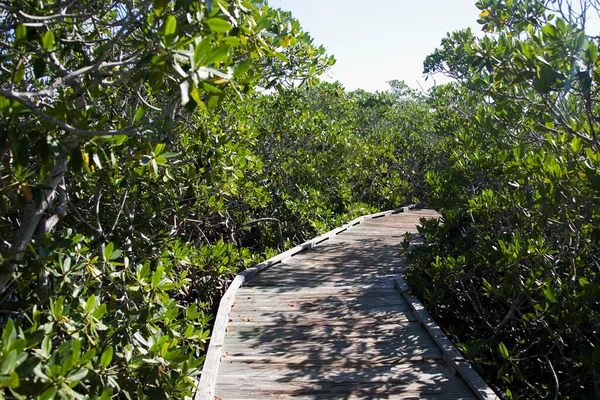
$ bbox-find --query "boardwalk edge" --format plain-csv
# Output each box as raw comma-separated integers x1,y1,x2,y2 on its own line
394,273,500,400
192,206,425,400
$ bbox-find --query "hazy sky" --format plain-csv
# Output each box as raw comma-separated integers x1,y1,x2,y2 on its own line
267,0,483,93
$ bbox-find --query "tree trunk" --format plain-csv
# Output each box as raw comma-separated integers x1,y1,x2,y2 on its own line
0,139,78,295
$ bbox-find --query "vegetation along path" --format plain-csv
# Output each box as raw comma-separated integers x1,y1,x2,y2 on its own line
196,208,498,399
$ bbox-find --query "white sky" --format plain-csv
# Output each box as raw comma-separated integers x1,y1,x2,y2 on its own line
267,0,483,93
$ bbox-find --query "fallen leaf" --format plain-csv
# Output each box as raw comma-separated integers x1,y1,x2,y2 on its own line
242,316,250,321
222,352,228,357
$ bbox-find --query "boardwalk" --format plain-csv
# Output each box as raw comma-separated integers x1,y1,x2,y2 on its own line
197,209,496,399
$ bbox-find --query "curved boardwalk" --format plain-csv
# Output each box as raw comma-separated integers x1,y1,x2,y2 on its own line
198,209,495,399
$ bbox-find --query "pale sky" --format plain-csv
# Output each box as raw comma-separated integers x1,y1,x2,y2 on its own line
267,0,484,93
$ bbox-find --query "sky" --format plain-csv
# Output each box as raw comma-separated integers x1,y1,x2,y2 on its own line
267,0,484,93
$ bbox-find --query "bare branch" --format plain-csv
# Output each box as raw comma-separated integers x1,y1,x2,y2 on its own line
0,89,141,137
17,10,94,21
109,189,129,235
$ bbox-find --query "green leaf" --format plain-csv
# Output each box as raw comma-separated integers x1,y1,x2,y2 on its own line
72,340,81,362
163,15,177,45
41,335,52,358
1,350,17,374
203,82,222,94
79,349,96,364
588,41,599,64
100,346,113,368
99,388,113,400
65,367,88,383
203,44,231,66
274,52,288,62
520,42,536,60
12,60,25,84
52,296,64,320
233,59,252,78
222,37,241,46
0,371,19,388
205,18,232,33
151,267,164,289
109,249,122,261
85,294,96,313
15,24,26,43
194,37,212,66
135,106,145,123
154,0,168,16
498,342,509,359
41,30,55,51
571,137,583,153
2,319,15,346
544,285,556,302
104,242,114,261
39,387,57,400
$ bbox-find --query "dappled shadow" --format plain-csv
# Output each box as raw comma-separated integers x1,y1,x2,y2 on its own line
215,215,474,399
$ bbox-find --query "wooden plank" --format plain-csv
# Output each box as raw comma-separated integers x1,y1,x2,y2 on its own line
227,308,415,324
217,352,444,365
221,344,442,360
225,323,432,341
232,299,409,312
215,371,476,399
244,276,399,287
236,285,398,295
215,361,459,382
227,315,418,328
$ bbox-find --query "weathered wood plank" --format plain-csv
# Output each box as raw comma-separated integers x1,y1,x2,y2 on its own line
196,208,497,400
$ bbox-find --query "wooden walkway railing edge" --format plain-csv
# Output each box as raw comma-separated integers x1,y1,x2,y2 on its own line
192,205,422,400
394,273,499,400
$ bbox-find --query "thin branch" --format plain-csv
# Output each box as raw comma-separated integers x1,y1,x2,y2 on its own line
109,189,128,235
494,292,526,336
136,89,163,111
17,10,94,21
68,198,103,237
0,89,140,137
94,190,103,234
545,355,560,400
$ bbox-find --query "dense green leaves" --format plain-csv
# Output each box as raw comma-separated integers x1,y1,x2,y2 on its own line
409,0,600,398
0,0,338,398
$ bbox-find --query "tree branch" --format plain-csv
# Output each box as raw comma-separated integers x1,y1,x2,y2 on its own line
0,89,141,137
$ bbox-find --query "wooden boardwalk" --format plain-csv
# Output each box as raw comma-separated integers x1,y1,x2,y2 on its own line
196,208,497,399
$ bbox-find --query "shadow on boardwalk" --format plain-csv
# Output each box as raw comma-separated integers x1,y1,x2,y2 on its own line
218,230,473,399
